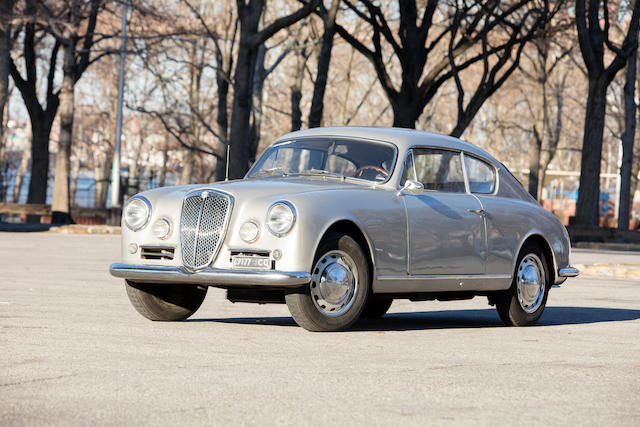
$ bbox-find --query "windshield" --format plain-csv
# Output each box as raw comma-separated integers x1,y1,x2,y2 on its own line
248,139,397,183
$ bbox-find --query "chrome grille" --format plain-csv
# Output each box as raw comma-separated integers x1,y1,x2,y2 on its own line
180,189,232,270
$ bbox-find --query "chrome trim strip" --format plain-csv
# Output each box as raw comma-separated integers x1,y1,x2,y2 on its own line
377,274,511,281
558,267,579,278
109,263,311,287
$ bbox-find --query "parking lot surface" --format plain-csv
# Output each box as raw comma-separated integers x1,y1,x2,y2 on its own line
1,233,639,426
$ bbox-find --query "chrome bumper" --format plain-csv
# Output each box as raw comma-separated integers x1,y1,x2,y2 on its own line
558,267,579,278
555,266,579,284
109,263,311,287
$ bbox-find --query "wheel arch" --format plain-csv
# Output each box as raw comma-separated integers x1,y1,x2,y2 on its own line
319,219,375,283
518,233,557,285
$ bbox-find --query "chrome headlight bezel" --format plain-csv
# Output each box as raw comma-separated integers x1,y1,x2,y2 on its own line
266,201,296,237
123,195,152,231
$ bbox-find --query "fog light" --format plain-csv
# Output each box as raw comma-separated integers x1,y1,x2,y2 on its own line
151,218,171,239
272,249,282,260
239,221,259,243
127,243,138,254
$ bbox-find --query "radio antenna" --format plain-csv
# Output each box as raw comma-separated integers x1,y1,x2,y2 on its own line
225,142,230,181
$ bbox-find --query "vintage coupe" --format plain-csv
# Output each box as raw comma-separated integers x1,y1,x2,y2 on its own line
110,127,578,331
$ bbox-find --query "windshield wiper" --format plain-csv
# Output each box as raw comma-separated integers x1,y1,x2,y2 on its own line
294,169,345,179
251,168,287,178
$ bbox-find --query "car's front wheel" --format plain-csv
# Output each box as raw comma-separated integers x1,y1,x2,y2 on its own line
285,233,369,331
125,280,207,321
495,243,550,326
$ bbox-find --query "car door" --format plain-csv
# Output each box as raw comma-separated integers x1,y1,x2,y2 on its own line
463,154,527,277
401,148,486,276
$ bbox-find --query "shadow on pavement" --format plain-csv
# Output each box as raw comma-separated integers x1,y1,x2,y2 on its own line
186,306,640,331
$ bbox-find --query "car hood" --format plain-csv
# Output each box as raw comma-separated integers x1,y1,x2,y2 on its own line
139,176,381,203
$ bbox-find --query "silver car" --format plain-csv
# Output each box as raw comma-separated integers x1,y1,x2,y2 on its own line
110,127,578,331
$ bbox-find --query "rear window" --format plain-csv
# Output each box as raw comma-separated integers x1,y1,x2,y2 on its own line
464,155,496,194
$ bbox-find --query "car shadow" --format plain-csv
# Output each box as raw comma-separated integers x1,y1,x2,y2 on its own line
186,306,640,331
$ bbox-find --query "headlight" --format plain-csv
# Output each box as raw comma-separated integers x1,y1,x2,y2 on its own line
123,196,151,231
266,201,296,237
239,221,260,243
151,218,171,239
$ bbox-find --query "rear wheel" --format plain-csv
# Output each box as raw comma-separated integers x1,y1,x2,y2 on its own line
125,280,207,321
495,243,550,326
285,233,369,332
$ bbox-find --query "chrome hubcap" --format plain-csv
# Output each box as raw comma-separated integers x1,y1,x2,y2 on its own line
516,254,545,313
310,250,358,316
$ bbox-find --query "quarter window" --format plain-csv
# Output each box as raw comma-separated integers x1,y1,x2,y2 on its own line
464,155,496,194
404,148,466,193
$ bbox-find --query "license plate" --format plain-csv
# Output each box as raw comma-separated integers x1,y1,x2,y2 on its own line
232,255,271,269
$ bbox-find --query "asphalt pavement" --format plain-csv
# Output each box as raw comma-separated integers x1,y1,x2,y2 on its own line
1,233,639,426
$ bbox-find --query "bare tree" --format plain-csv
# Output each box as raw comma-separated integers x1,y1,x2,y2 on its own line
9,0,112,220
334,0,553,134
518,31,572,200
227,0,321,179
574,0,640,227
308,0,340,128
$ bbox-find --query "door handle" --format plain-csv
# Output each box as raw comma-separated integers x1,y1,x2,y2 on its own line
468,208,485,215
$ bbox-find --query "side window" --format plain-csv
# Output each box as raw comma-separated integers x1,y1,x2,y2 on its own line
411,148,465,193
464,155,496,194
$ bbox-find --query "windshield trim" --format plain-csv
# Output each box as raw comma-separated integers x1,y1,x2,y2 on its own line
246,136,399,185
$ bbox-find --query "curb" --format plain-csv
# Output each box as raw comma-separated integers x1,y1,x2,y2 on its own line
573,242,640,252
47,225,121,235
573,264,640,280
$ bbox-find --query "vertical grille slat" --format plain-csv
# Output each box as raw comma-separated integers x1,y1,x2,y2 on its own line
180,189,232,270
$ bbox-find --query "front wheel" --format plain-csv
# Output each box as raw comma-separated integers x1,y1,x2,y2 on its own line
125,280,207,321
285,233,370,332
495,243,550,326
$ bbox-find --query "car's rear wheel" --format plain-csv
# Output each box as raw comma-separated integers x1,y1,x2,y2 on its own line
361,296,393,318
495,243,550,326
125,280,207,321
285,233,369,331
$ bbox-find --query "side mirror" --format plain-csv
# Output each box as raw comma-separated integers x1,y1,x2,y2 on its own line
397,179,423,196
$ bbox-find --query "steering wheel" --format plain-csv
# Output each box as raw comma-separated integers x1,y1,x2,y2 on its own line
353,165,389,178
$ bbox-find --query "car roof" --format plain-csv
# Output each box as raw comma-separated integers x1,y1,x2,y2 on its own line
274,126,502,167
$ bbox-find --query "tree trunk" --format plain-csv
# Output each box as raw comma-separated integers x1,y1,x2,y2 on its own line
69,156,80,207
0,1,12,191
27,117,54,205
249,44,266,159
575,77,608,227
229,41,258,179
391,97,418,128
528,135,542,200
158,137,169,186
214,73,229,182
308,0,340,128
180,147,194,184
12,143,30,203
51,41,75,224
290,48,305,131
618,50,637,230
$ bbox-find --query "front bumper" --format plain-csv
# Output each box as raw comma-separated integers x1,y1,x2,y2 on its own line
555,266,579,284
109,263,311,287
